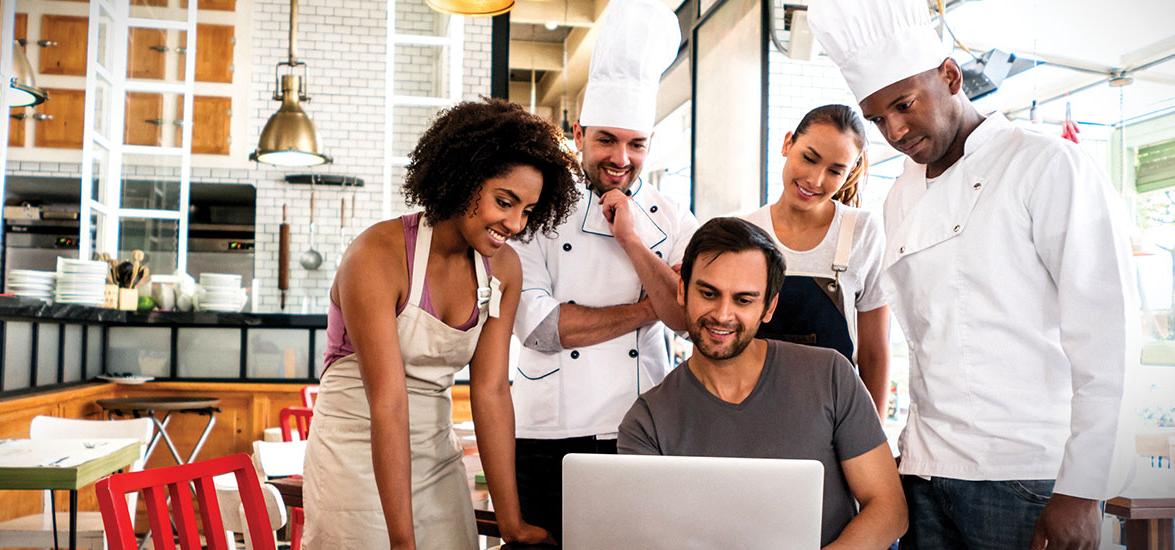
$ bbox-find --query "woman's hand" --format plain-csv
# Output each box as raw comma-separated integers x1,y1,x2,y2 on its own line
501,521,555,545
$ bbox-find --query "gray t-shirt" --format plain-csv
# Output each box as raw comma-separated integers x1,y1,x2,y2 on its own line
618,340,887,547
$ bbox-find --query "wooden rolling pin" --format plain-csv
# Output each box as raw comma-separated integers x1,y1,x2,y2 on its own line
279,204,290,310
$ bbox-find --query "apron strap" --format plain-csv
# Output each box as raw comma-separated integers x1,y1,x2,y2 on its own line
408,217,432,307
832,210,858,273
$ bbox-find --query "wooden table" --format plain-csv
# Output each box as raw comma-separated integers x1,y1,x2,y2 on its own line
268,476,501,537
1107,496,1175,550
0,438,140,550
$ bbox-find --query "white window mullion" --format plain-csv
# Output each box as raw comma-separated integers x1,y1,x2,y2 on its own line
176,0,198,275
118,208,182,220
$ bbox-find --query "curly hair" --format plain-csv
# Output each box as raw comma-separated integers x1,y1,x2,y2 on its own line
403,98,582,241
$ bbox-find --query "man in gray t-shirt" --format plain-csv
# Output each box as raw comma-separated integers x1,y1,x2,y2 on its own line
618,217,906,548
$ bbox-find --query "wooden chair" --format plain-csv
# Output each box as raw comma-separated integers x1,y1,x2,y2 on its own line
300,385,319,408
278,407,312,442
252,440,307,550
0,416,153,550
95,453,276,550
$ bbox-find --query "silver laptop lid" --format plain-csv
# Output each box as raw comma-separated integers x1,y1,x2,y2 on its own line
562,454,824,550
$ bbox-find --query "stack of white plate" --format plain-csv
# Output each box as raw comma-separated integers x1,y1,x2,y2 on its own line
198,273,246,312
7,270,56,301
55,258,109,306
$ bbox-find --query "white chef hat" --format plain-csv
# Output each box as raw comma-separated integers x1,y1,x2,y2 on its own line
578,0,681,134
808,0,950,103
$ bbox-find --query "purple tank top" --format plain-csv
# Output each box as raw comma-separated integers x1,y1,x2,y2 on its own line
322,212,489,370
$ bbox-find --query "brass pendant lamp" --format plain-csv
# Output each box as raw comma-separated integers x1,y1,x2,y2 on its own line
250,0,331,167
10,40,47,108
426,0,514,17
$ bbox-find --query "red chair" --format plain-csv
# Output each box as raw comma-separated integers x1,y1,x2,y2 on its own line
279,407,313,442
277,407,312,550
95,453,276,550
300,385,319,408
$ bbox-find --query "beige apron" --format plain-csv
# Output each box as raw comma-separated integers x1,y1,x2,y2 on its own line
303,219,493,550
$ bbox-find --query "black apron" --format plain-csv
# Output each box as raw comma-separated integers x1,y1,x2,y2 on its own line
756,210,858,362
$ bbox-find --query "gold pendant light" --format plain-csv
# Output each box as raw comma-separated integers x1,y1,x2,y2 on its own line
426,0,514,17
10,40,47,108
250,0,330,167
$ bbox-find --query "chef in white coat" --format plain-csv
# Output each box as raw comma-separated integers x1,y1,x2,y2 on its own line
809,1,1138,549
510,0,698,542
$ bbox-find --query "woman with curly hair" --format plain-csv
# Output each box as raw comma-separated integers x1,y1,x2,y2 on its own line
303,98,580,550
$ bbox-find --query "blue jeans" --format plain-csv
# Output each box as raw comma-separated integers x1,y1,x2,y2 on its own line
900,475,1055,549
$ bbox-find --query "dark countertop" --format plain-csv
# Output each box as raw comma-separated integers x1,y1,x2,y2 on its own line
0,297,326,328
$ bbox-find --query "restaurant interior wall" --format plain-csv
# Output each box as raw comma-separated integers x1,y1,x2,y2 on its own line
4,0,493,314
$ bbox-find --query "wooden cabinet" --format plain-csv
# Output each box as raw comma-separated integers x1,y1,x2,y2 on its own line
127,28,167,80
8,14,29,147
38,15,88,76
131,0,169,6
10,109,26,147
180,0,237,11
176,95,231,155
178,24,234,83
34,89,85,149
2,12,27,43
125,92,163,146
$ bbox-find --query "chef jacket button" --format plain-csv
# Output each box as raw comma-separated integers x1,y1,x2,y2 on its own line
953,224,961,232
628,349,638,358
899,246,906,254
568,300,576,305
562,243,572,252
650,205,658,213
655,251,663,258
570,350,580,359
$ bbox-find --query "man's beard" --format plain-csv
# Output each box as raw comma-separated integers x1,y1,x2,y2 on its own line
688,318,755,361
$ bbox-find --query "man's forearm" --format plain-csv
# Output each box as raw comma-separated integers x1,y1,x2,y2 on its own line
558,300,656,349
824,495,906,550
617,237,686,331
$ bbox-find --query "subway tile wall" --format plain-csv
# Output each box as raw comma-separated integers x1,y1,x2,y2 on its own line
9,0,492,313
765,3,857,205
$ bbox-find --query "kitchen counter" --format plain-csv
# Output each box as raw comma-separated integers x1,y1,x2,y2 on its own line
0,297,325,327
0,297,329,398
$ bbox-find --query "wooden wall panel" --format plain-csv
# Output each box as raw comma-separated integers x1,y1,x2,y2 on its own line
0,381,475,527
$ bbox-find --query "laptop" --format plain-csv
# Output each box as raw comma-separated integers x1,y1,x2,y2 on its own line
562,454,824,550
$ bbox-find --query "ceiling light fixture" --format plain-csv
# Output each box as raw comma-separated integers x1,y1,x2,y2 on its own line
10,41,47,108
1108,71,1134,88
250,0,331,167
426,0,514,17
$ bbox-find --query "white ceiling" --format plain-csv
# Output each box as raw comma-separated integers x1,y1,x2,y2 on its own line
945,0,1175,70
946,0,1175,126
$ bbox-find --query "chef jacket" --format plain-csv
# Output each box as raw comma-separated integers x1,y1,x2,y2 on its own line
882,113,1138,499
512,180,699,439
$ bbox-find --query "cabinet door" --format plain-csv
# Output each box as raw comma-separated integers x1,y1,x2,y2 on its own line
8,14,28,147
1,12,27,43
10,108,26,147
34,89,85,149
38,15,89,76
177,96,231,155
128,28,167,80
178,24,234,83
180,0,237,10
125,92,163,147
131,0,169,6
